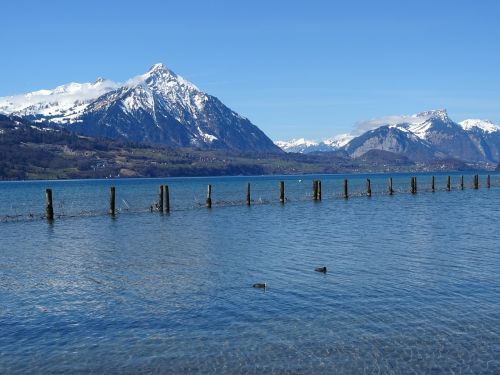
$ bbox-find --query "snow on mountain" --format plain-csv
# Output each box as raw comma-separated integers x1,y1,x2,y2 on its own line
277,109,500,163
459,119,500,133
0,78,120,124
275,133,353,153
274,138,320,153
274,138,313,149
4,68,500,160
275,110,454,154
344,125,437,162
355,109,452,140
324,133,354,148
0,63,281,152
0,63,229,132
348,109,500,163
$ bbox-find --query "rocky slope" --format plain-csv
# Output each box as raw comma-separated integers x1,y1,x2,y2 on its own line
276,110,500,163
0,64,281,153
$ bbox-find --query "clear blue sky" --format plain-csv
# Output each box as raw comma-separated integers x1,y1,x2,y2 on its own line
1,0,500,140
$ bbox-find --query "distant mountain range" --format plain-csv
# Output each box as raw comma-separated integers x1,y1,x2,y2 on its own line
276,109,500,164
275,133,353,153
0,64,281,153
4,113,475,181
1,66,499,165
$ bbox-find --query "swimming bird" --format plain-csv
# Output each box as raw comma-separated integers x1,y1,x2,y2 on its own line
315,266,327,273
252,283,267,289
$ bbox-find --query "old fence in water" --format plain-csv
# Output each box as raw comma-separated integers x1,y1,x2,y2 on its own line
0,173,498,223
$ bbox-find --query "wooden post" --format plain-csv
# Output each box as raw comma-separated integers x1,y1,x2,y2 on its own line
158,185,164,213
206,184,212,208
343,178,348,199
431,176,435,192
366,178,372,197
411,176,417,194
487,175,491,189
46,189,54,221
389,177,393,195
279,181,285,203
313,180,321,201
109,186,116,216
474,175,479,190
460,175,464,190
246,183,251,206
446,176,451,192
165,185,170,212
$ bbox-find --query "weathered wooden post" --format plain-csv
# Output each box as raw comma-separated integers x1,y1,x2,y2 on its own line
46,188,54,221
313,180,322,201
487,175,491,189
109,186,116,216
246,183,251,206
446,176,451,192
279,181,285,203
460,175,464,190
474,175,479,190
206,184,212,208
411,176,417,194
343,178,348,199
389,177,393,195
366,178,372,197
165,185,170,212
158,185,164,213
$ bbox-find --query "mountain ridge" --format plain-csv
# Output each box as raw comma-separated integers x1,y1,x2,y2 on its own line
276,109,500,164
0,64,282,153
3,113,480,181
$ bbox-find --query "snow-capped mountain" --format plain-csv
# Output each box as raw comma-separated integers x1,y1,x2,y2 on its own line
274,138,322,153
0,64,281,153
276,109,500,163
275,133,353,153
0,78,120,123
348,109,482,161
458,119,500,162
459,119,500,133
344,126,437,162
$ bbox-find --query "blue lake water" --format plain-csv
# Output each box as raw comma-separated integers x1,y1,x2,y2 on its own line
0,172,499,373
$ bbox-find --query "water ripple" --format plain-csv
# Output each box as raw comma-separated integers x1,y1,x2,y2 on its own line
0,174,499,373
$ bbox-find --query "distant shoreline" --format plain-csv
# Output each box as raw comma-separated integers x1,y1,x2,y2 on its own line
1,168,498,183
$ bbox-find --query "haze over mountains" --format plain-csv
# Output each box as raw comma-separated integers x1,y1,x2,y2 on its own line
276,109,500,164
0,64,281,153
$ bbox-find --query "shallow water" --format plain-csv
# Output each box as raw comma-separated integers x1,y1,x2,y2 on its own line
0,173,499,373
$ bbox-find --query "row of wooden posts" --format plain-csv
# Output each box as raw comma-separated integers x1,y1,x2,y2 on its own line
44,174,492,221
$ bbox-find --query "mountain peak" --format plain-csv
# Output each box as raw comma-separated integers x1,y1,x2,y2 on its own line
416,109,449,121
459,119,500,133
131,62,201,93
148,63,168,73
94,77,106,84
